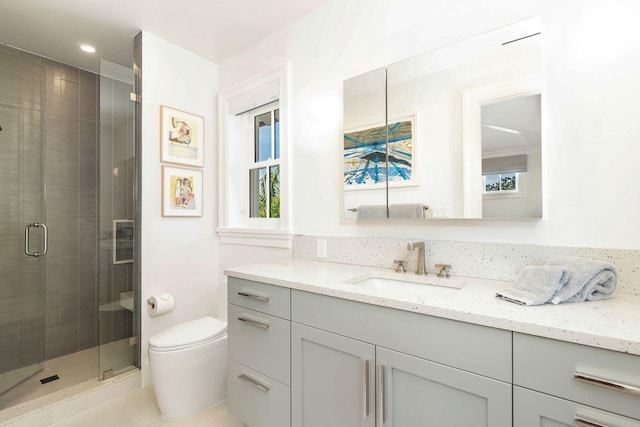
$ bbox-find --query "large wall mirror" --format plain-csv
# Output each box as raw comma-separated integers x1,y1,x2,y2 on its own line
343,17,542,219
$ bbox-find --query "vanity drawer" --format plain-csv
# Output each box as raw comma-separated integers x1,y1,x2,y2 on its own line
228,276,290,319
291,290,512,382
514,386,640,427
228,303,290,385
227,359,290,427
514,333,640,420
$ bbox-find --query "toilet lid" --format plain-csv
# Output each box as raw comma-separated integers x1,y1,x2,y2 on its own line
149,316,227,350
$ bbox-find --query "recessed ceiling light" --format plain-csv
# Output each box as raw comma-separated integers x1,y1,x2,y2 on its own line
80,44,96,53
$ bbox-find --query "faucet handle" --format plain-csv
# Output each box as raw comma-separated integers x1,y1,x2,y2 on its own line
394,260,407,273
435,263,451,278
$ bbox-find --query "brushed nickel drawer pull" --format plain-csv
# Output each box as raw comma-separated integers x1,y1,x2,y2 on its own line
238,374,270,392
362,359,369,419
237,317,270,329
237,291,270,302
377,364,385,427
574,415,610,427
574,372,640,396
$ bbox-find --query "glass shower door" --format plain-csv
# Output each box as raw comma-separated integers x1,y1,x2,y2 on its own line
97,58,138,380
0,48,46,395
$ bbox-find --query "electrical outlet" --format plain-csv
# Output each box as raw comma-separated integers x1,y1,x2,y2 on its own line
317,239,328,258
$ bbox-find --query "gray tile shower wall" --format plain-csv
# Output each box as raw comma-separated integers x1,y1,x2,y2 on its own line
292,236,640,296
0,44,134,368
43,58,99,359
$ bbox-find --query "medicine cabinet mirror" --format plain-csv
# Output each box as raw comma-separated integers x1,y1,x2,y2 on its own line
343,17,542,219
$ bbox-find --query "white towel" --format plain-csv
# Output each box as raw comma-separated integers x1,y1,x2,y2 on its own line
496,266,570,306
544,256,617,304
356,205,387,219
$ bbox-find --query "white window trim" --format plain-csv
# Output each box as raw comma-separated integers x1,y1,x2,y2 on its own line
216,228,294,248
218,65,292,248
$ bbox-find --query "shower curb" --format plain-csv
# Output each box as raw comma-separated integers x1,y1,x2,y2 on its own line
0,370,141,426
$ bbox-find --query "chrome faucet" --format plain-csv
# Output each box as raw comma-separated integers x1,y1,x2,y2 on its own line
407,241,427,275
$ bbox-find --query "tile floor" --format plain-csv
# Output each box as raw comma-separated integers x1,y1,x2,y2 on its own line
52,387,243,427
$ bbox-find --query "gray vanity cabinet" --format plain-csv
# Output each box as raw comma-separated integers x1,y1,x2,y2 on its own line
292,323,376,427
227,277,291,427
291,290,512,427
377,347,511,427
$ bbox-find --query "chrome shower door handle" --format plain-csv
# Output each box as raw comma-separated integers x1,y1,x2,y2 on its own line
24,222,48,257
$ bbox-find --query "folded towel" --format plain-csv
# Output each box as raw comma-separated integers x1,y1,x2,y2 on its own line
544,256,617,304
389,204,426,219
357,205,387,219
496,266,570,306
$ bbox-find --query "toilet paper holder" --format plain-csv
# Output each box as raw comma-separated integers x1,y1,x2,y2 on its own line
147,293,175,316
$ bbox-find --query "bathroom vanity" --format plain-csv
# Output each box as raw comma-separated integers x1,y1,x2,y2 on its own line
225,260,640,427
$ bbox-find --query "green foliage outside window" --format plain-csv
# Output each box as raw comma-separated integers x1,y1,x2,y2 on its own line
258,167,280,218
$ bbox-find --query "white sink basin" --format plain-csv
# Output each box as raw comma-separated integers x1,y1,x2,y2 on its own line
343,273,465,298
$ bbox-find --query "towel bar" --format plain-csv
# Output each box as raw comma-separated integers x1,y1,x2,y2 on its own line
348,205,429,212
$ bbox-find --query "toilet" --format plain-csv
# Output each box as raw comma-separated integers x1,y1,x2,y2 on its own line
148,316,227,419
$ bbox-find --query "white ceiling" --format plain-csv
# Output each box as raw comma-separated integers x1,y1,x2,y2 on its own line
0,0,330,72
482,94,541,155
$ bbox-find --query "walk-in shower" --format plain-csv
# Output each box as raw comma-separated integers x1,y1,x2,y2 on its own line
0,42,139,415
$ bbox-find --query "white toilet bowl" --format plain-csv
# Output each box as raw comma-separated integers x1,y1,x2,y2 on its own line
148,316,227,419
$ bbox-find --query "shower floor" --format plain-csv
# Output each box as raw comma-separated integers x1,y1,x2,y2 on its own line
0,338,133,413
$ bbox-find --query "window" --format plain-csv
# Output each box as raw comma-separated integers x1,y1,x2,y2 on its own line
249,105,280,218
218,69,291,248
482,154,527,197
484,172,519,193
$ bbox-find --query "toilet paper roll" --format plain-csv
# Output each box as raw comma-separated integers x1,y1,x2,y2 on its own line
148,293,175,316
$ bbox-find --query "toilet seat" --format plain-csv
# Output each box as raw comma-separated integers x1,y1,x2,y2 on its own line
149,316,227,352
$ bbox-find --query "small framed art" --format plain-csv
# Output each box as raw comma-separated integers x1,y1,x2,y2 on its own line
160,105,204,167
162,166,203,217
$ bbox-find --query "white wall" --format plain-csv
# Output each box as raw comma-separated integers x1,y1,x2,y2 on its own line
140,31,218,385
218,0,640,250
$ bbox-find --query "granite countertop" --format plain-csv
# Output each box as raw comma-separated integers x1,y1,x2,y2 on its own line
225,259,640,356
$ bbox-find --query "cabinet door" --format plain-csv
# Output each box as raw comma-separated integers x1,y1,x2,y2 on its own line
292,323,375,427
514,386,640,427
377,347,511,427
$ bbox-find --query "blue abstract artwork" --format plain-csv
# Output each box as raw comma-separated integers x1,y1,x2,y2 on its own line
344,118,414,189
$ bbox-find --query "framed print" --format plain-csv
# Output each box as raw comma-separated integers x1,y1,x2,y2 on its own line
343,115,417,190
113,220,134,264
162,166,203,217
160,105,204,167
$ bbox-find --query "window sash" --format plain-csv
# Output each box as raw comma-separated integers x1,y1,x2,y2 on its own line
249,104,280,219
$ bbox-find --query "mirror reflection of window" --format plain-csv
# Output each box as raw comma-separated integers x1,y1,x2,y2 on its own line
481,94,541,218
484,172,518,193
